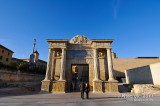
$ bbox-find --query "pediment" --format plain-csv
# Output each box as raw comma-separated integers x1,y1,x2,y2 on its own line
70,35,90,44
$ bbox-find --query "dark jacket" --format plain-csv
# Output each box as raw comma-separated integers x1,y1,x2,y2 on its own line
85,84,89,92
79,82,85,92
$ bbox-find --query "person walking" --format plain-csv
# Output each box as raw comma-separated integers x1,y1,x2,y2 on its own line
85,83,89,99
79,81,85,99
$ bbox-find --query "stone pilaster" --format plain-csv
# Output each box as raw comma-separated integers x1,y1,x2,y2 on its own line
59,48,66,81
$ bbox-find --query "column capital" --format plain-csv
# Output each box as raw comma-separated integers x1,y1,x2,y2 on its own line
48,48,55,50
106,47,112,50
92,48,99,51
92,48,97,49
93,48,97,50
61,48,67,50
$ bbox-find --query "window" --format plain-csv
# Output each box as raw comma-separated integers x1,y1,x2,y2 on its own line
8,53,10,55
0,56,2,60
2,50,4,53
6,58,9,61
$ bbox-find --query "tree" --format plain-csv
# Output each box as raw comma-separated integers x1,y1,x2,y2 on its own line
17,63,29,72
7,62,18,70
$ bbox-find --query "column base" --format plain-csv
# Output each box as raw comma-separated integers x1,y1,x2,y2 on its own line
41,80,50,92
52,80,66,93
103,80,119,93
93,80,103,93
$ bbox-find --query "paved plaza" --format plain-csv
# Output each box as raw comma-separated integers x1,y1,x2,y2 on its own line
0,92,160,106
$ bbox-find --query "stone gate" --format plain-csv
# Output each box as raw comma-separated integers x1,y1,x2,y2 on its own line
41,35,118,93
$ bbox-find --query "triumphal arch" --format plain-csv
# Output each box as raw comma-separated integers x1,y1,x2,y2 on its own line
41,35,118,93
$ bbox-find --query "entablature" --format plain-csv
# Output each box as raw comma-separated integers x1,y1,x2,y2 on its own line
47,39,69,49
91,39,114,49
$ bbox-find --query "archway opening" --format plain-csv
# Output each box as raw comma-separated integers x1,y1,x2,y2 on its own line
71,64,89,92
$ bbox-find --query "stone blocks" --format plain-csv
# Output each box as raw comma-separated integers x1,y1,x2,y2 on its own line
41,80,50,92
93,80,103,93
52,80,66,93
103,80,119,93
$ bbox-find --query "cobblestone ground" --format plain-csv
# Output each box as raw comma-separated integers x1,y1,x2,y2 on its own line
0,92,160,106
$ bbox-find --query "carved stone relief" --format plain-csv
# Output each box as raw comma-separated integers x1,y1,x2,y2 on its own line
98,50,106,58
70,35,90,44
56,50,62,57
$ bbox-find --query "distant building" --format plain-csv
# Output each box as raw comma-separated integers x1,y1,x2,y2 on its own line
111,52,118,59
0,45,14,64
11,39,47,70
27,39,47,69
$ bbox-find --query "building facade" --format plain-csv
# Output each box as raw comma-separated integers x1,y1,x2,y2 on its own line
0,45,14,64
41,35,119,93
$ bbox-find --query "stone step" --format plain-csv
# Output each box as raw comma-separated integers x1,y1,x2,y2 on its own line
133,84,160,94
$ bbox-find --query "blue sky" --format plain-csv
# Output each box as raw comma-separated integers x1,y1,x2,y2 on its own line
0,0,160,61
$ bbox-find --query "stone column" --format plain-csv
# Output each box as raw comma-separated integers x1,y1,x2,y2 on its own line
44,48,53,81
93,48,100,81
93,48,102,92
103,48,119,93
107,48,115,81
59,48,66,81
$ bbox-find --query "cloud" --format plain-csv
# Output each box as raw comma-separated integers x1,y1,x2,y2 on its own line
113,0,120,19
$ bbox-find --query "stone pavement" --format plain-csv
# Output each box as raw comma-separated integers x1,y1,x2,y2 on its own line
0,92,160,106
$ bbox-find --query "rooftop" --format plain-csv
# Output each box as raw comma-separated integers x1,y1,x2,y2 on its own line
0,44,14,53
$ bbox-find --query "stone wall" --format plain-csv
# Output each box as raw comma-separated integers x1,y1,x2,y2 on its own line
150,63,160,85
113,58,160,77
132,84,160,94
0,69,44,83
125,62,160,85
